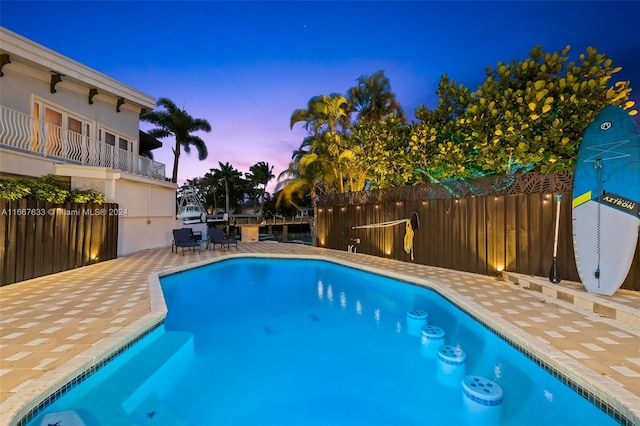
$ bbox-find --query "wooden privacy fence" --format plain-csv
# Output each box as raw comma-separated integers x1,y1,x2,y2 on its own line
316,171,639,291
0,199,118,286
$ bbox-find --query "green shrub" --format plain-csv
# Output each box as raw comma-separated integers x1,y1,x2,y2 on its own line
0,175,105,204
30,181,69,203
68,189,106,204
0,178,32,200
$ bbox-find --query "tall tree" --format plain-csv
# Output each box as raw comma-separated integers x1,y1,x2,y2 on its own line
290,93,350,135
290,94,355,193
248,161,275,216
347,70,404,122
276,151,328,245
212,162,242,213
142,98,211,183
200,169,223,211
350,113,412,188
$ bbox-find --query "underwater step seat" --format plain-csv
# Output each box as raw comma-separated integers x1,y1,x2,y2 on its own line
37,328,194,425
121,330,195,415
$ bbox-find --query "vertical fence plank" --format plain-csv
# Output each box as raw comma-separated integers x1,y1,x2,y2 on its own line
495,196,507,274
42,204,56,276
32,203,46,278
456,199,469,272
516,195,530,275
82,209,93,266
75,205,86,268
90,209,102,264
21,200,37,281
0,199,6,285
527,193,543,276
467,197,479,273
14,199,27,282
57,206,70,273
485,196,497,274
476,197,488,275
67,202,78,269
420,200,434,266
110,212,118,259
505,195,518,273
2,200,17,284
372,203,383,257
436,200,445,267
540,193,555,277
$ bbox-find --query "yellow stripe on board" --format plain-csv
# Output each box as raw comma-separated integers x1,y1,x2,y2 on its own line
572,191,592,208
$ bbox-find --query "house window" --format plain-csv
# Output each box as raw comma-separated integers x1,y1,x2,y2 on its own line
99,129,132,150
44,107,63,157
33,100,92,162
104,132,116,146
118,137,129,151
99,127,134,171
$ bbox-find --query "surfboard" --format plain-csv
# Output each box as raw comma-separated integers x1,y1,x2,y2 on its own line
572,105,640,296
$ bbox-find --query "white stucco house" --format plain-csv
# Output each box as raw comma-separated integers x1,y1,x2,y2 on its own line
0,26,177,255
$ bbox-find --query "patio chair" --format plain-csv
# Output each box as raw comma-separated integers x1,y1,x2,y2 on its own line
207,227,238,251
171,227,194,253
172,228,201,255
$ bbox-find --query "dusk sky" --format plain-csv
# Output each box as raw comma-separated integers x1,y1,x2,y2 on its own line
2,1,639,192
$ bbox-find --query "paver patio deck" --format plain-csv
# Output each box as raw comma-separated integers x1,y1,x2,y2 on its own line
1,242,639,425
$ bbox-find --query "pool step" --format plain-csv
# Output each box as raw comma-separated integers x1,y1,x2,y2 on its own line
502,271,640,327
121,330,194,415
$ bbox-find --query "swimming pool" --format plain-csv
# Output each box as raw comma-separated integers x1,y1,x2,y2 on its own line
27,257,622,425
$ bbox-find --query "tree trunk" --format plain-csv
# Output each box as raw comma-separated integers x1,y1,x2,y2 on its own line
225,180,230,213
311,189,318,246
172,141,181,183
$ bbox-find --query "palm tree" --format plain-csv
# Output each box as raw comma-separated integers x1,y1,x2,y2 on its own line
248,161,275,216
290,93,350,135
290,94,353,193
347,70,404,123
212,162,242,213
200,170,223,211
276,150,329,245
142,98,212,183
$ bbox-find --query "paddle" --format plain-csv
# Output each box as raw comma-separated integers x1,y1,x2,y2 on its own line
549,194,563,283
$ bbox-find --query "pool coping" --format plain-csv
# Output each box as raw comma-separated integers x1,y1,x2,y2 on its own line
5,250,639,426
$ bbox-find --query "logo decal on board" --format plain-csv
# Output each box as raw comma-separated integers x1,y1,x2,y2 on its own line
600,121,612,131
598,191,640,217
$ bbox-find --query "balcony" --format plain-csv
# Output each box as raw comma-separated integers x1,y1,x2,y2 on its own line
0,105,166,181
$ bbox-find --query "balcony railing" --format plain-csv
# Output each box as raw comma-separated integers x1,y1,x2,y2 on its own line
0,105,166,181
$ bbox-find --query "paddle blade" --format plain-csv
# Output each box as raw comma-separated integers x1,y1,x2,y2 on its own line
549,258,561,283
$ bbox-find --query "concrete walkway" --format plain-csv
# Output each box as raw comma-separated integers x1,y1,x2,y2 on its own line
1,243,639,425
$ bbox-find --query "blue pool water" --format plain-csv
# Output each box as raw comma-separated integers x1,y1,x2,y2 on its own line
28,258,620,425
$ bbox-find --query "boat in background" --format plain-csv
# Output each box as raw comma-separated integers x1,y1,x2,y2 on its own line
177,187,206,224
177,187,228,224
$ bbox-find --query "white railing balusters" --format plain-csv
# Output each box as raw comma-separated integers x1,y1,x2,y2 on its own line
0,105,166,181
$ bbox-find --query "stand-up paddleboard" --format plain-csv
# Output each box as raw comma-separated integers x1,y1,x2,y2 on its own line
572,105,640,296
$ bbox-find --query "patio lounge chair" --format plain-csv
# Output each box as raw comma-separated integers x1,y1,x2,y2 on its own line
172,228,201,255
208,227,238,251
171,227,194,253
